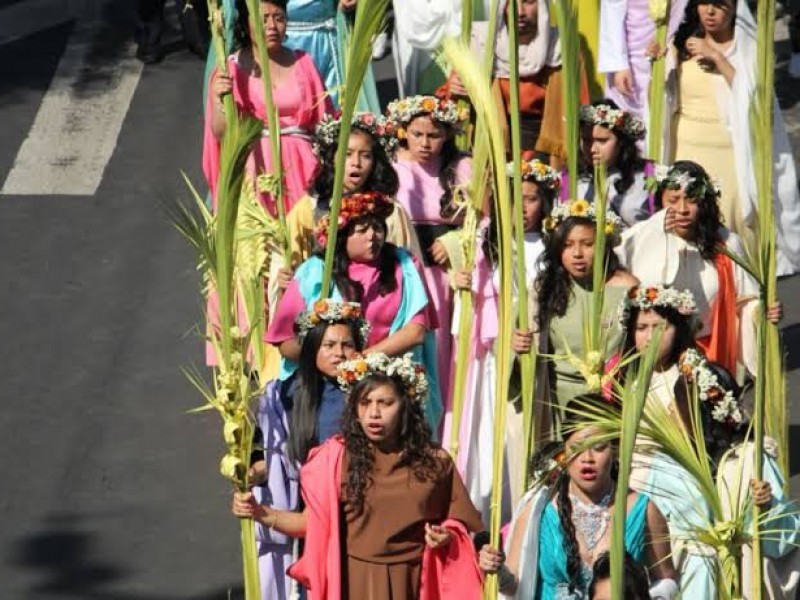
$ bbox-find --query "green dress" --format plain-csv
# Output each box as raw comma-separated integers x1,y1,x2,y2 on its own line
548,283,628,433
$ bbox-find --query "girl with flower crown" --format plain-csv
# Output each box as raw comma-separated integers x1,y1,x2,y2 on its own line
663,0,800,275
513,199,639,438
386,94,472,413
242,301,367,599
283,112,421,268
575,100,653,228
203,0,332,215
266,190,444,429
616,160,782,378
633,360,799,598
477,395,677,599
232,354,485,599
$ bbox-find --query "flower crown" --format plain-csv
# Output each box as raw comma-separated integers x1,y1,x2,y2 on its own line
542,199,622,236
336,352,429,403
653,164,721,199
314,191,395,246
314,112,399,154
506,159,561,190
679,348,744,428
295,299,371,344
617,285,698,328
579,104,646,140
385,95,469,138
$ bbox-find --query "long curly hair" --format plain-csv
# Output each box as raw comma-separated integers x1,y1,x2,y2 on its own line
233,0,289,51
340,374,445,515
589,551,651,600
312,215,399,301
555,394,620,595
398,116,464,220
312,129,399,210
579,99,646,197
287,320,366,464
534,217,622,331
674,0,737,61
654,160,723,260
621,304,698,371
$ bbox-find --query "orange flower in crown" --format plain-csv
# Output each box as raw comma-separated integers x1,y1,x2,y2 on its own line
315,191,395,247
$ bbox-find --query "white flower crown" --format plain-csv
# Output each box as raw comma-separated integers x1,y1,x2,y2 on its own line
652,164,722,199
679,348,744,427
385,95,469,137
618,285,698,328
506,159,561,190
314,112,399,154
336,352,428,403
579,104,647,140
542,199,622,236
295,300,371,344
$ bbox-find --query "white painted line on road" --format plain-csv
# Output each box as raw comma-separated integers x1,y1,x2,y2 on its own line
1,19,143,196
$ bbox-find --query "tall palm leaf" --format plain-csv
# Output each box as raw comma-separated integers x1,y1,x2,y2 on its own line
552,0,580,198
646,0,671,162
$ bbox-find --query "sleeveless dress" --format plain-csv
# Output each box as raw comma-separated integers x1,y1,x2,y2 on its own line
536,494,650,599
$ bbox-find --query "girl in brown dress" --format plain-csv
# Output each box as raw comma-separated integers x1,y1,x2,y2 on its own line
233,352,485,599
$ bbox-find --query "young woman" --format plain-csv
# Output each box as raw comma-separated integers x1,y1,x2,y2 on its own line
285,112,421,267
515,157,560,288
203,0,332,214
477,396,677,599
666,0,800,275
616,161,781,377
386,95,471,412
266,192,443,429
576,100,652,228
514,200,638,438
233,354,485,598
248,302,367,598
638,359,799,598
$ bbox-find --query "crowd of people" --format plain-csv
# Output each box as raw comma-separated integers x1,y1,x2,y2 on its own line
195,0,800,598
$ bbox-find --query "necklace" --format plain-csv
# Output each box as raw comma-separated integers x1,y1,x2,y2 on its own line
570,489,613,552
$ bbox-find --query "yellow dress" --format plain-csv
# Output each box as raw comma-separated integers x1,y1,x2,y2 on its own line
577,0,604,99
670,58,745,237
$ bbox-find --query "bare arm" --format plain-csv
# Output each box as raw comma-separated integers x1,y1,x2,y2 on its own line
364,322,426,357
645,499,677,581
232,491,308,537
277,338,302,362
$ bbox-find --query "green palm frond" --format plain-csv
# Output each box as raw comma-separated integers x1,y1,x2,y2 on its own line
552,0,580,198
320,0,391,297
646,0,671,161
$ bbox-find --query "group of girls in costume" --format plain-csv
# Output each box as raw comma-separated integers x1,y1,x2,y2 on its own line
196,0,800,598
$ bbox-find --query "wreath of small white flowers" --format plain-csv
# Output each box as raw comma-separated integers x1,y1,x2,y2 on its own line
679,348,744,427
336,352,428,404
617,285,698,328
579,104,647,140
314,112,399,154
506,158,561,190
295,300,371,344
652,163,722,199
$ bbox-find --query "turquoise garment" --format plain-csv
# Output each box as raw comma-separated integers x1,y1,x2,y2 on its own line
283,248,443,433
536,494,649,599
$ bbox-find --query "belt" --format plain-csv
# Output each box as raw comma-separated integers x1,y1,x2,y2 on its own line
261,126,313,141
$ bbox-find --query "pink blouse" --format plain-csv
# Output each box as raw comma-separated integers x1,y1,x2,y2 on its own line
393,157,473,224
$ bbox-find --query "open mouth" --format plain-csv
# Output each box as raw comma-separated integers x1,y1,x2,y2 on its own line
579,466,597,481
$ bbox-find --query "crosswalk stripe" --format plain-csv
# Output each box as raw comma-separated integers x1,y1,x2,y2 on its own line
1,17,143,196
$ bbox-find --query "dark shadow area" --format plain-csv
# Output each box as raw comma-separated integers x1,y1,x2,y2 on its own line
789,425,800,478
12,513,245,600
783,323,800,371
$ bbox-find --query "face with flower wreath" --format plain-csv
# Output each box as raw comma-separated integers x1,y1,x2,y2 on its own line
341,130,376,193
521,181,545,233
404,115,448,163
564,426,615,499
634,310,677,370
354,377,405,449
560,222,596,280
581,124,621,168
315,323,359,378
661,186,700,239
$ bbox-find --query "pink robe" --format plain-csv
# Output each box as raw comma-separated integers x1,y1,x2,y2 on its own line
288,438,484,600
202,50,331,214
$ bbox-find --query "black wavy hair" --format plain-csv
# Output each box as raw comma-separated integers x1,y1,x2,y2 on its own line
588,551,651,600
674,0,737,61
580,99,646,197
312,128,399,210
398,115,464,220
286,319,366,464
654,160,724,260
621,303,698,371
340,374,445,515
534,217,623,331
313,215,399,301
233,0,289,51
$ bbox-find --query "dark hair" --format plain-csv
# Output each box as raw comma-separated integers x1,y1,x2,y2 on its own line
312,128,399,209
580,99,646,197
399,115,464,219
340,374,444,514
673,360,748,462
233,0,289,50
588,552,652,599
534,218,623,331
654,160,723,260
287,320,366,464
313,216,399,301
622,304,697,370
674,0,737,61
556,394,621,595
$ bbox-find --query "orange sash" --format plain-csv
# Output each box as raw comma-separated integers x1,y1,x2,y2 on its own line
696,252,739,374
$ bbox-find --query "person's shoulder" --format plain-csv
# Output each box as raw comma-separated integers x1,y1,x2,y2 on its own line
305,435,345,465
608,269,639,288
719,227,744,252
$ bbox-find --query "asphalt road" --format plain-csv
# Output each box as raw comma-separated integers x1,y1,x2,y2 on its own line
0,1,798,597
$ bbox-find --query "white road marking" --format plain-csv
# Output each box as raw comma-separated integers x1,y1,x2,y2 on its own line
1,16,143,196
